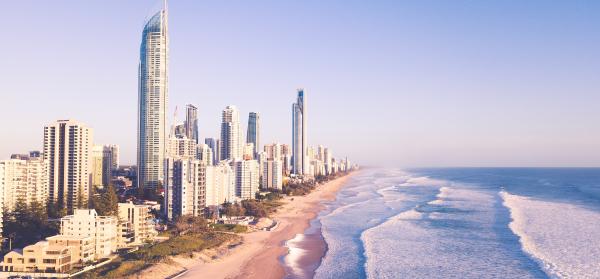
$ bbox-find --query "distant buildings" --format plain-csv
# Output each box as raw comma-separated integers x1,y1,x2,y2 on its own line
137,5,169,191
220,106,242,161
185,104,199,144
44,119,93,213
197,144,213,166
205,138,219,165
91,145,119,188
292,89,308,176
246,112,260,159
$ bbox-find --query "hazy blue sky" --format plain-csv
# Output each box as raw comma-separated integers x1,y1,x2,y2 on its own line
1,0,599,167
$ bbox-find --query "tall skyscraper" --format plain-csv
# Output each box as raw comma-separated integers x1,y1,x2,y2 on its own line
292,89,307,175
137,3,169,190
44,120,93,213
220,106,242,161
185,104,198,144
246,112,260,158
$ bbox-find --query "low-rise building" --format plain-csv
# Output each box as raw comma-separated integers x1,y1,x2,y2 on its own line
46,235,95,265
60,209,117,259
1,241,74,273
118,202,157,245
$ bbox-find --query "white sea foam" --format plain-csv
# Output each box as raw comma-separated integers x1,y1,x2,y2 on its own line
501,191,600,278
284,233,309,278
361,186,539,278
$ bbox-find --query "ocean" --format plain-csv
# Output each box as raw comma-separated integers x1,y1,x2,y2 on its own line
285,168,600,279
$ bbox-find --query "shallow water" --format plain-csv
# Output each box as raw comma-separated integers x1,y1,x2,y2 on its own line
285,168,600,279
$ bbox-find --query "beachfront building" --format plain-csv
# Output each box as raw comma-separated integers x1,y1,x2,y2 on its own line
220,106,242,161
324,148,333,175
118,202,157,245
205,161,236,206
60,209,117,259
0,153,48,211
292,89,308,176
246,112,260,159
46,235,95,264
262,160,283,190
137,3,169,191
1,241,76,273
44,119,93,213
234,160,260,200
163,158,206,220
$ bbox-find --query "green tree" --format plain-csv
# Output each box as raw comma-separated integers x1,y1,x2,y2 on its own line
91,185,119,216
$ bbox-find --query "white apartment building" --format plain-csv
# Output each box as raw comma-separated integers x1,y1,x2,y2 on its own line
0,155,48,211
234,160,260,200
168,136,197,159
163,158,206,220
60,209,117,259
220,106,242,161
118,202,157,245
44,119,93,212
205,161,235,206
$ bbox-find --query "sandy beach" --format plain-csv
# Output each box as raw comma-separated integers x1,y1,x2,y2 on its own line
177,173,354,279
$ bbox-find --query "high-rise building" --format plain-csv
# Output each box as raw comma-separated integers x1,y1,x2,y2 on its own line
185,104,199,144
109,145,119,171
262,160,283,190
168,136,197,159
234,160,260,200
44,120,93,213
324,148,333,175
292,89,307,176
137,4,169,190
205,161,236,206
246,112,260,158
92,145,117,188
0,155,48,211
220,106,242,161
264,143,282,161
163,158,206,220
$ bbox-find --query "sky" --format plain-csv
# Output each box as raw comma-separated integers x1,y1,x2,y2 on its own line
1,0,599,167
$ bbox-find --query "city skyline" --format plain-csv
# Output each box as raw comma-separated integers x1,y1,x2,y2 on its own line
2,1,600,167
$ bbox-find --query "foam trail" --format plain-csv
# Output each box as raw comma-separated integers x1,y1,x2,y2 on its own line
501,191,600,278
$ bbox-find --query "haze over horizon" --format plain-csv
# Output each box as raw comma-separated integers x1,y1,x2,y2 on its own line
1,0,599,167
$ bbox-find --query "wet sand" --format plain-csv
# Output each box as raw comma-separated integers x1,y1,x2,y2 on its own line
179,173,353,279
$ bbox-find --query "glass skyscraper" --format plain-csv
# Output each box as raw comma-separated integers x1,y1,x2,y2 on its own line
137,5,168,190
292,89,307,175
246,112,260,159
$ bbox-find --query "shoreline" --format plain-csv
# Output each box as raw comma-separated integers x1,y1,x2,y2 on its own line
178,173,354,279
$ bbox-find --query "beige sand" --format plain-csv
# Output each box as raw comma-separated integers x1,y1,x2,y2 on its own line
177,174,354,279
